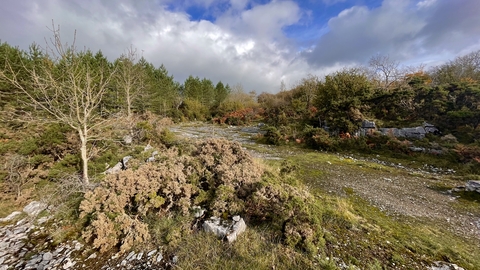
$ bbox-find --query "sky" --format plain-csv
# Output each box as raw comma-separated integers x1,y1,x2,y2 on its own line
0,0,479,93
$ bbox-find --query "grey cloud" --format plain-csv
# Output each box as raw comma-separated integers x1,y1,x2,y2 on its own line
303,0,480,69
417,0,480,53
303,1,424,67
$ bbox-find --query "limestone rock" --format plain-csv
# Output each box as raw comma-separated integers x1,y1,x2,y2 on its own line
465,180,480,193
42,252,53,261
0,211,22,222
104,162,122,174
429,261,464,270
23,201,47,217
203,216,247,243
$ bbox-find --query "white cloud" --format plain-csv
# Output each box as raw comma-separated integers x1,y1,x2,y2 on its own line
216,1,301,41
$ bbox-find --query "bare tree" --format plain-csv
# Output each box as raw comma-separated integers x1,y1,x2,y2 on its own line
0,24,116,185
369,54,401,91
115,45,145,118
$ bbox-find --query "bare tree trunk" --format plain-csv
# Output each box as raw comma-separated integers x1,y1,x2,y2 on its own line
78,127,89,185
126,92,132,119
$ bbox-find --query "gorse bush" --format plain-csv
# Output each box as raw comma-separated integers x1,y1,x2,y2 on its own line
79,138,264,253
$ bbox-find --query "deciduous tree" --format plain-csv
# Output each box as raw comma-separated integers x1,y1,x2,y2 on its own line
0,25,116,184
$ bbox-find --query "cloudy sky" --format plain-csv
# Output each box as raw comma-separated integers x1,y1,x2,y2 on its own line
1,0,479,93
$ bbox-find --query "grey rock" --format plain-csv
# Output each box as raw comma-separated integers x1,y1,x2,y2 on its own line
74,242,83,251
122,156,132,169
203,216,247,243
0,211,22,223
16,232,28,240
62,258,75,269
126,251,136,261
147,249,157,257
29,255,42,264
42,252,53,261
429,261,464,270
172,255,178,264
23,201,47,217
55,246,65,255
87,253,97,260
10,241,25,252
362,120,376,129
465,180,480,193
14,226,27,234
156,253,163,263
37,216,50,225
36,262,46,270
136,252,144,260
104,162,123,174
0,242,9,249
226,218,246,243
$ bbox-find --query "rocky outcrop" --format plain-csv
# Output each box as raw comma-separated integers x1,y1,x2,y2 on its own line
358,120,440,139
452,180,480,194
203,216,247,243
0,211,171,269
465,180,480,193
429,261,465,270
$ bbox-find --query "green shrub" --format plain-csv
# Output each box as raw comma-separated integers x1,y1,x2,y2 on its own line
246,182,325,255
48,154,81,180
158,128,176,146
302,125,337,150
263,126,284,145
18,138,37,156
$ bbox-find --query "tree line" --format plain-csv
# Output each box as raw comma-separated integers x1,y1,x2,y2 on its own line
259,52,480,142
